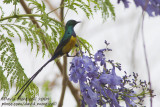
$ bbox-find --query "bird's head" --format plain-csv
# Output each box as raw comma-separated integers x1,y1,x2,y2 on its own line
65,20,80,29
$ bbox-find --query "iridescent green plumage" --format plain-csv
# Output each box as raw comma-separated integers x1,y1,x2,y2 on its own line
15,20,80,98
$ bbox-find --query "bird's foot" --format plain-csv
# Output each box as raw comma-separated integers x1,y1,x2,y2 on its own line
75,44,78,47
67,53,77,57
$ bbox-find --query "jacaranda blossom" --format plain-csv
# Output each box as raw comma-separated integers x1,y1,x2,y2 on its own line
69,41,152,107
117,0,160,16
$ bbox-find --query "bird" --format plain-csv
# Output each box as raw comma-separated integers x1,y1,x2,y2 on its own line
15,20,80,99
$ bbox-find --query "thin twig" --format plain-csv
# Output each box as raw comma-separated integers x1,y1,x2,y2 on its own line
141,11,152,107
77,38,83,56
44,0,61,17
0,14,61,24
131,1,152,106
47,7,62,15
64,8,70,20
141,0,152,107
78,38,92,56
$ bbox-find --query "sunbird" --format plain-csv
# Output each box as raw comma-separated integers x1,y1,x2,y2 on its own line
16,20,80,98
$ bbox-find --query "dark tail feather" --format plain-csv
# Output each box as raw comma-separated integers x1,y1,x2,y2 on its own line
15,57,54,99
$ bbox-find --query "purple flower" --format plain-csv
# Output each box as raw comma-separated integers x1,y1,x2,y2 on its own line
69,56,86,83
86,64,99,78
80,75,87,83
117,0,160,16
94,49,107,68
99,74,121,85
134,0,160,16
69,66,87,83
99,88,120,107
91,78,101,91
104,40,110,46
72,56,83,67
82,92,97,107
107,90,120,107
69,41,149,106
100,66,122,86
124,93,137,107
118,0,130,8
82,55,92,67
94,49,106,62
80,82,98,106
69,67,79,83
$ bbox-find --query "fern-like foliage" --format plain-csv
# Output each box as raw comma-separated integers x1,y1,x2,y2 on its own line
64,0,115,20
0,66,9,97
71,36,93,56
0,35,38,98
0,0,63,99
0,8,63,56
3,0,19,5
0,0,64,99
92,0,115,20
65,0,93,18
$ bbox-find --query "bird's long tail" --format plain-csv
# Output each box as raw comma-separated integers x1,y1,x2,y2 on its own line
15,57,54,99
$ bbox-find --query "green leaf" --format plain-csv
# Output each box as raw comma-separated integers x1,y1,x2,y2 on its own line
0,35,39,99
0,66,10,97
92,0,115,21
3,0,13,4
0,6,5,19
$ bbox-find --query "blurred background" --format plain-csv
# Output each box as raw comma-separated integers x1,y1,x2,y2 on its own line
0,0,160,106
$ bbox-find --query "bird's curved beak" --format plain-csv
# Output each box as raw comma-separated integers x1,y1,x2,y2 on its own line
76,21,81,24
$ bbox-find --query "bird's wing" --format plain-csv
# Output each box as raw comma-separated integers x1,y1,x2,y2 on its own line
52,35,71,59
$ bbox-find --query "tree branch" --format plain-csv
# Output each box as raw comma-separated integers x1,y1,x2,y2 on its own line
58,55,68,107
56,60,80,107
44,0,60,19
0,14,60,23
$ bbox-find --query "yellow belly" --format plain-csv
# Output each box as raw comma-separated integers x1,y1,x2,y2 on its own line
62,36,77,54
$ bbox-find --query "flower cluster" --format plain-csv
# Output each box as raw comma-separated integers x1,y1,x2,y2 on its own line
69,41,152,107
117,0,160,17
